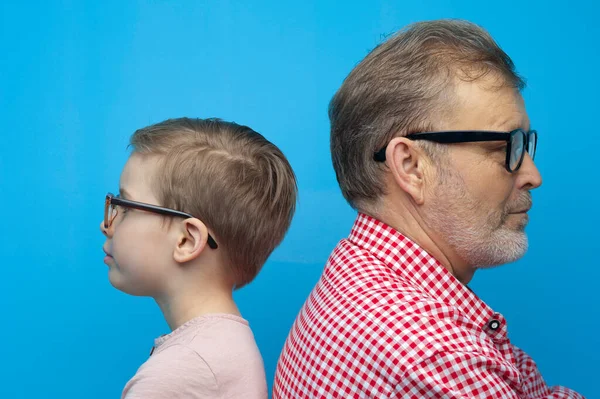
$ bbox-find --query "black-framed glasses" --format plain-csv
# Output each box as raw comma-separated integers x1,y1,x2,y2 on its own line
373,129,537,173
104,193,218,249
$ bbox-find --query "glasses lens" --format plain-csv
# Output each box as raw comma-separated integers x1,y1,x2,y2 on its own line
109,203,118,226
527,131,537,161
104,195,118,228
509,130,525,171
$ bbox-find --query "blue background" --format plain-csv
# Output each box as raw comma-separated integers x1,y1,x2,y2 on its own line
1,1,597,398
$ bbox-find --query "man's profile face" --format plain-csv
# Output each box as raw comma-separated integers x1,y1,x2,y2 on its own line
424,74,542,272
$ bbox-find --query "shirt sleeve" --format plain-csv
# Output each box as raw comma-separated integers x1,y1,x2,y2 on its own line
394,350,585,399
121,344,221,399
512,345,585,399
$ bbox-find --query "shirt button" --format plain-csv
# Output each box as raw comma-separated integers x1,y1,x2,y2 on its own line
488,319,501,331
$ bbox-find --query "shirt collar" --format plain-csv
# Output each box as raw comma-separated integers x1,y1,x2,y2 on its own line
348,212,495,330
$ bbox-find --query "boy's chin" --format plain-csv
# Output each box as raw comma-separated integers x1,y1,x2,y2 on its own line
108,269,154,297
107,269,127,293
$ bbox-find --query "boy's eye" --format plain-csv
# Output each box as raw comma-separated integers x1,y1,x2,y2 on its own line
115,205,128,216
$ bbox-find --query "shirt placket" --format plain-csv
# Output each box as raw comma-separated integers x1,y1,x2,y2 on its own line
483,312,515,364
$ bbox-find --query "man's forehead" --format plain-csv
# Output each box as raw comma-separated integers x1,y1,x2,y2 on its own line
447,78,529,131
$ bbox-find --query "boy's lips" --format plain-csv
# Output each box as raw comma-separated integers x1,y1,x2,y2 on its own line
103,247,113,264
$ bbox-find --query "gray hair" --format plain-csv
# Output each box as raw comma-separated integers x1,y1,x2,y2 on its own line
329,19,525,211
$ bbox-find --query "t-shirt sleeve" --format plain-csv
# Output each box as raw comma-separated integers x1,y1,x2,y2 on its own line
121,344,221,399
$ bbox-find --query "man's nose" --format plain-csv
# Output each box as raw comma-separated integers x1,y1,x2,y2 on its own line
516,153,542,190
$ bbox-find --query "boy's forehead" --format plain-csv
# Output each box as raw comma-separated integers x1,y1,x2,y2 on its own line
119,153,159,201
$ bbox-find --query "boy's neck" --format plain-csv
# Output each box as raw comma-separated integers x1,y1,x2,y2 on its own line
155,286,241,331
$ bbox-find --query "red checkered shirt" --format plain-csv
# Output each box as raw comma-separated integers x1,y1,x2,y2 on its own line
273,213,584,398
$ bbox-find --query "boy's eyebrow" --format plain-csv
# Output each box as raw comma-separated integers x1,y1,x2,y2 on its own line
119,188,132,199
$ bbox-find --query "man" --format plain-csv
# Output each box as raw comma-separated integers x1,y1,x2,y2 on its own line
274,20,584,398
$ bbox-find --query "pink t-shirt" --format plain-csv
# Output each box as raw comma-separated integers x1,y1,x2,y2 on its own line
121,314,268,399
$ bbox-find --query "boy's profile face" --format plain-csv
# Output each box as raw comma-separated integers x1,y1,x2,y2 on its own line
100,153,175,296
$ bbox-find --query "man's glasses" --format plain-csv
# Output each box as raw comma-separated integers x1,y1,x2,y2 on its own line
104,193,218,249
373,129,537,173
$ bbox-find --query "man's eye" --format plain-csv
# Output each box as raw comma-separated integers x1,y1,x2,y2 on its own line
489,145,507,153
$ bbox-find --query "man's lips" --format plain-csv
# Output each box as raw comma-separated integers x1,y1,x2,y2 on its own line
510,202,532,214
510,209,530,214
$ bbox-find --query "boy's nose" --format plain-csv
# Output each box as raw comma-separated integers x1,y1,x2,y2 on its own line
100,220,110,237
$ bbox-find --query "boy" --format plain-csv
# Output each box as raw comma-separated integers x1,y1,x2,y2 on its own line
100,117,297,398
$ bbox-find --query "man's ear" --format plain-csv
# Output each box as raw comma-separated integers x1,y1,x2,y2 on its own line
385,137,427,205
173,218,209,264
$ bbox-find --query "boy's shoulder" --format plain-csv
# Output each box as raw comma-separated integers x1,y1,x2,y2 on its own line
122,343,219,398
156,314,259,358
122,314,267,399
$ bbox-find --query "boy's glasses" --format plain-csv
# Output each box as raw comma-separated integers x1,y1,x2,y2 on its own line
373,129,537,173
104,193,219,249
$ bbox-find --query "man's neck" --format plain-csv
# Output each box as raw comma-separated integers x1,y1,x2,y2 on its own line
372,201,475,284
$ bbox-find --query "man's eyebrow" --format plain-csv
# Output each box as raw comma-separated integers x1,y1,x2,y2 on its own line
497,118,529,132
498,122,518,131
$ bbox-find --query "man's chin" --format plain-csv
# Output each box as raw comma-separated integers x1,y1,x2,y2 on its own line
469,232,528,269
505,212,530,231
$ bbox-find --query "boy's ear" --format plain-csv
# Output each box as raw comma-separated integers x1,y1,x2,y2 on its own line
173,218,209,264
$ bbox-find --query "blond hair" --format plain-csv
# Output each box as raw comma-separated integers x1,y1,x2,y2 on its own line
130,117,297,288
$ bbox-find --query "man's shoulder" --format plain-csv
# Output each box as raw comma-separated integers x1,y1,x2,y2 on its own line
321,237,440,308
303,247,491,369
278,236,509,396
325,238,412,288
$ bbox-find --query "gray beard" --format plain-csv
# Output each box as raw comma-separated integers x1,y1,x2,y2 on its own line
427,174,530,268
